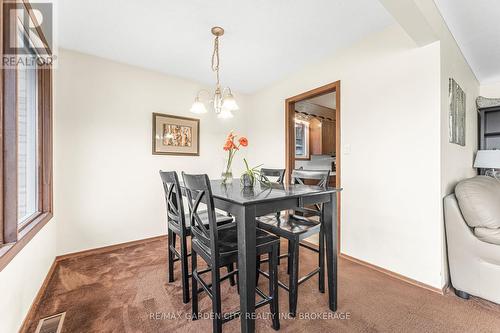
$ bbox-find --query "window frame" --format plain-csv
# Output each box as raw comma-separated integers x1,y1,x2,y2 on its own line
0,0,53,271
294,119,310,160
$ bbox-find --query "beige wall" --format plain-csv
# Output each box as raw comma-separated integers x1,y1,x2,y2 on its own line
247,25,444,288
54,49,251,255
480,82,500,97
411,0,480,196
413,0,480,287
0,222,57,333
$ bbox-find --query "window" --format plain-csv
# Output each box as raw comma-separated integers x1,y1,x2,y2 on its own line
0,1,53,271
17,46,39,225
295,120,310,160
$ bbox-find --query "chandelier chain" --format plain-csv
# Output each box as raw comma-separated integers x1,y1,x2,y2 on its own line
211,36,220,87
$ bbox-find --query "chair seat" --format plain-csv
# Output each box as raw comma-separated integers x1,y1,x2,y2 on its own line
257,212,321,239
184,210,233,229
293,206,322,218
193,222,279,258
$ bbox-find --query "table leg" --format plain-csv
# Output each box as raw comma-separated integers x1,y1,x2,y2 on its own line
323,192,338,311
236,205,257,333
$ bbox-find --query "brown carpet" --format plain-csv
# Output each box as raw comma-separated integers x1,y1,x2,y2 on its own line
26,238,500,333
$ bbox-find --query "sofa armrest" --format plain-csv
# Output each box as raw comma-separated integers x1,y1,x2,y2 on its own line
444,194,500,296
444,194,479,291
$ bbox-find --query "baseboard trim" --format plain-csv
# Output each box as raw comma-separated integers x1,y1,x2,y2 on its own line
339,253,445,295
19,235,167,332
56,235,166,262
19,260,59,333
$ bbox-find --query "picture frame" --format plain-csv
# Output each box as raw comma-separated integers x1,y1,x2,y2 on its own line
152,113,200,156
448,78,466,146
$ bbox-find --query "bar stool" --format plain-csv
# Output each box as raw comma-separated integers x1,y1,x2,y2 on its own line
182,172,281,333
257,169,329,317
159,170,234,304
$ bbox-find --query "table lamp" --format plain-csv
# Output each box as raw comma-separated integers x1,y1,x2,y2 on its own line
474,150,500,179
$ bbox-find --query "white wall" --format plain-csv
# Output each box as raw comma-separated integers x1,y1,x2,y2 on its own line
409,0,480,196
54,50,251,255
0,221,57,333
247,25,444,288
412,0,480,287
480,82,500,97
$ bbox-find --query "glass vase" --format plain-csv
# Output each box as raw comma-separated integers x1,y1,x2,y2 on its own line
221,157,233,184
221,169,233,184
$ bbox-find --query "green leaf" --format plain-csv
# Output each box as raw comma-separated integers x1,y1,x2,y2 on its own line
243,158,250,171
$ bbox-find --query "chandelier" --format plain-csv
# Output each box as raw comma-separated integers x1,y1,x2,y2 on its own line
190,26,239,119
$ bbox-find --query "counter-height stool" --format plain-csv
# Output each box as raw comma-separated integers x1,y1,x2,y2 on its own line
258,168,287,267
257,169,330,317
159,171,234,304
182,172,280,333
260,168,286,184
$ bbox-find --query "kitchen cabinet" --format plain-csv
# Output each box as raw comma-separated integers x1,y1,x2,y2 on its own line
310,118,335,156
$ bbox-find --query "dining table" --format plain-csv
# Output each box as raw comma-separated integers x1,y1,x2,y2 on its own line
182,179,341,333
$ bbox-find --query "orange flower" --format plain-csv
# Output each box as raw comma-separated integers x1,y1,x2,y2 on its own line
238,137,248,147
222,131,246,152
223,140,233,151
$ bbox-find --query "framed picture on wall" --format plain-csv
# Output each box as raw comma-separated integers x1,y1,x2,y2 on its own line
152,113,200,156
449,78,466,146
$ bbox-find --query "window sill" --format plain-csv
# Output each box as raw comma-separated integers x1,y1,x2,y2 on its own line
0,212,53,271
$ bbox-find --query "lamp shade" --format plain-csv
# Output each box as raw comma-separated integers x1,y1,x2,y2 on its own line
190,98,208,114
222,93,239,111
217,109,234,119
474,150,500,169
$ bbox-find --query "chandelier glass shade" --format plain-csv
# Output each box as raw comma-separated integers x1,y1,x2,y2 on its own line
191,26,238,118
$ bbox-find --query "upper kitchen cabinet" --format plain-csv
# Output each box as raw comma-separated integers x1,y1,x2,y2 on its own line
310,118,336,156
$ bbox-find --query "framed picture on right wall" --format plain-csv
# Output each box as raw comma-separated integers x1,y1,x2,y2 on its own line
449,78,466,146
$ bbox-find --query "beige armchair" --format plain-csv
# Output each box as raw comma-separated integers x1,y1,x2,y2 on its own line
444,176,500,303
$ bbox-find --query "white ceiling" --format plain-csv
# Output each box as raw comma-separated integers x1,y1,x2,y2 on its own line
58,0,393,93
434,0,500,84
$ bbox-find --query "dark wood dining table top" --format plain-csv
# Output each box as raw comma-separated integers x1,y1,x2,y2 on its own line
207,179,341,205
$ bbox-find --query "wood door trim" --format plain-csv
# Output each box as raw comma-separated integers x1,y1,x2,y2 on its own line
285,81,341,253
